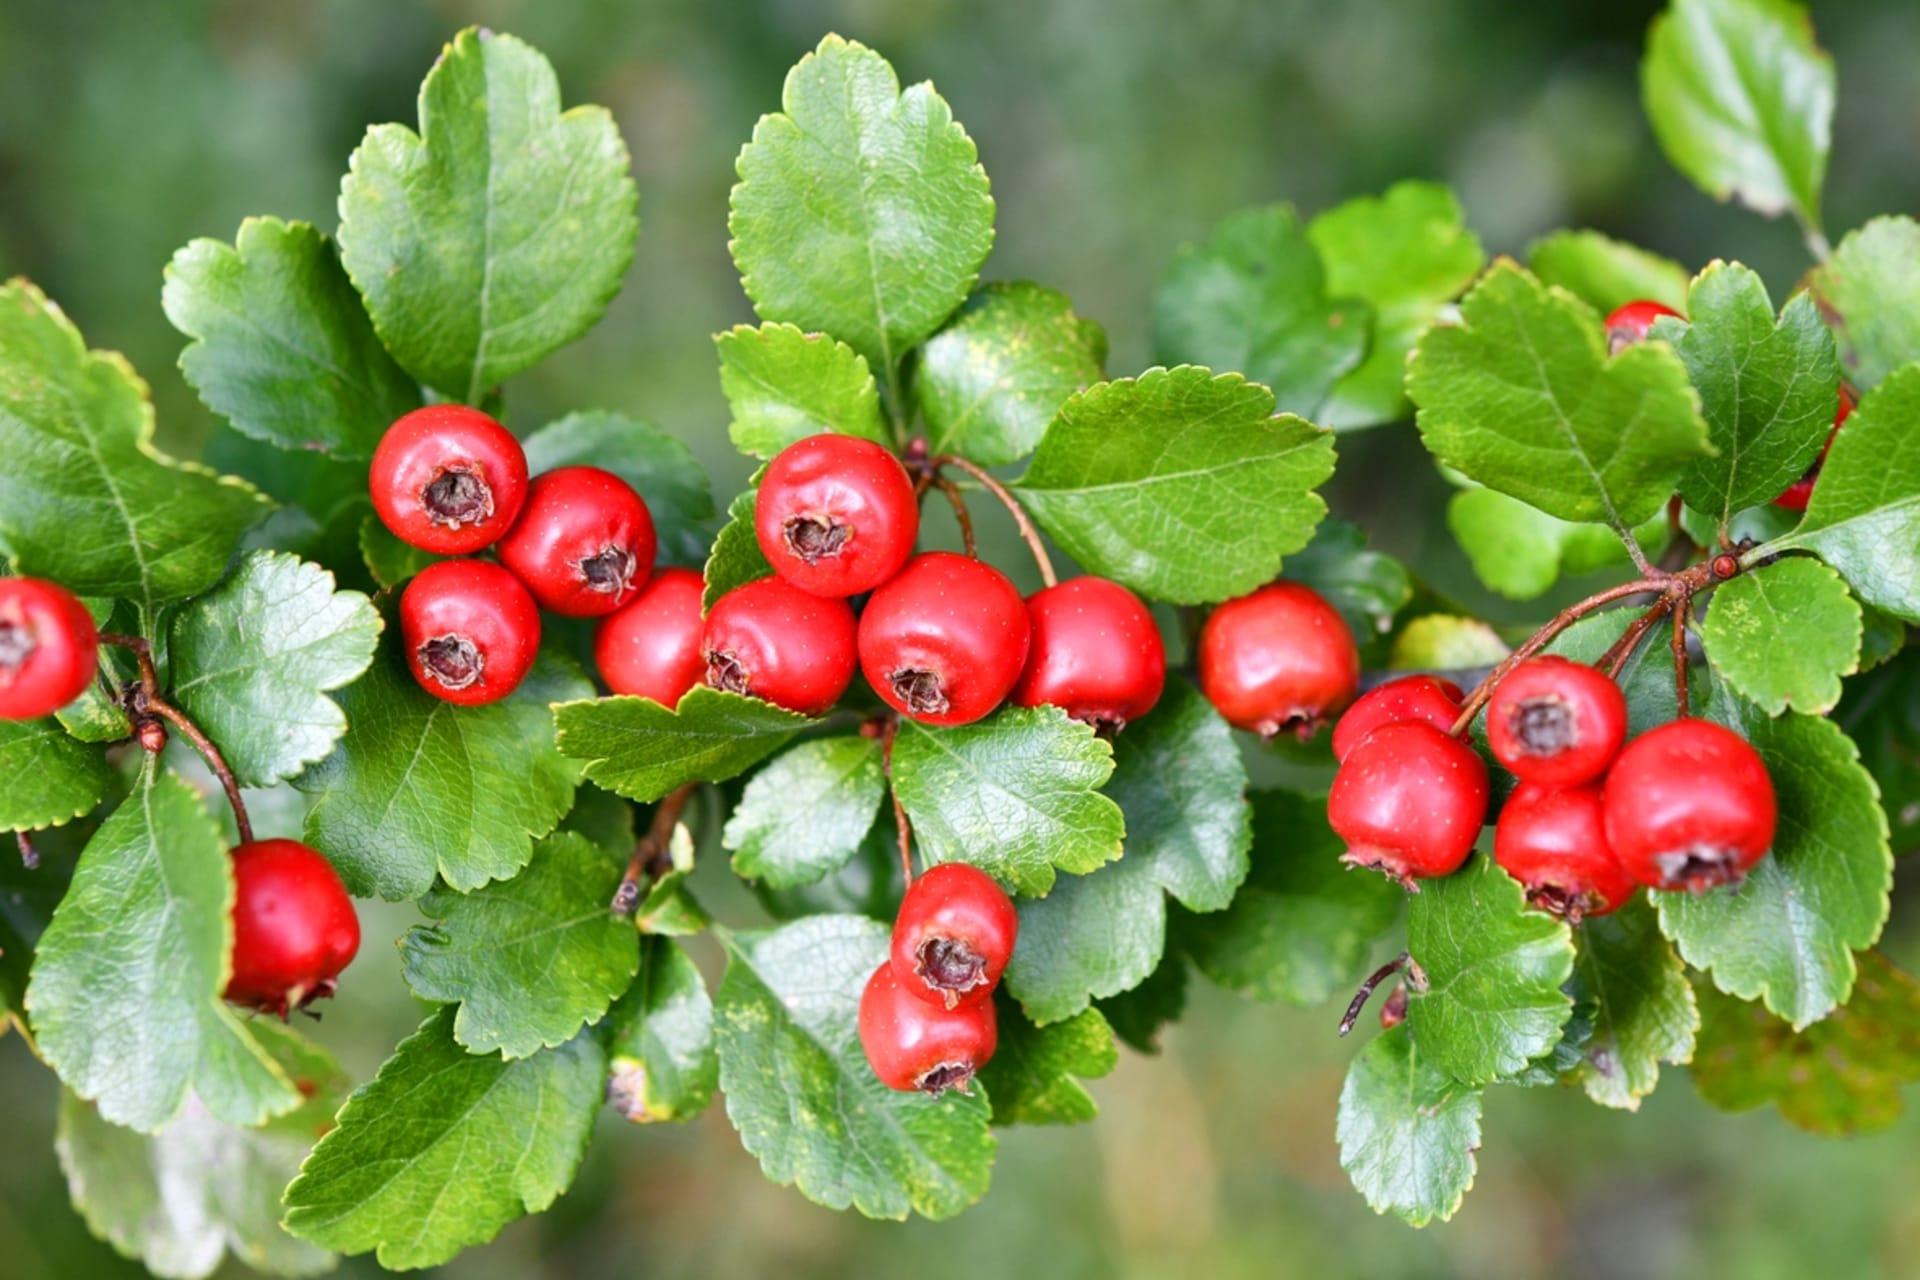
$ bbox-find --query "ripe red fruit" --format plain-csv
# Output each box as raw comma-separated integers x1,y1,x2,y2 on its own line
890,863,1018,1010
1485,656,1628,787
1197,582,1359,740
1603,299,1682,354
702,576,857,716
225,838,361,1016
1602,718,1776,893
496,466,656,617
594,567,706,708
1494,782,1637,920
1329,721,1489,888
369,405,529,555
1774,385,1856,512
1010,577,1165,732
858,552,1032,727
755,434,919,598
0,577,98,720
400,560,541,706
858,960,998,1094
1331,675,1467,762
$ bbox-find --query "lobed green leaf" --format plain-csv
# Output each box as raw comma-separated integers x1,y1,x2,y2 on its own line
553,686,812,806
715,323,890,460
724,735,886,889
1700,557,1861,715
1336,1024,1483,1228
607,937,717,1124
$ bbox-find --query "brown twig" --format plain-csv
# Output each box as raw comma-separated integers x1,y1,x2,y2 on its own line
933,475,977,558
930,453,1057,588
98,632,253,845
1597,596,1675,679
612,782,697,915
1671,589,1693,719
1339,952,1425,1037
880,715,913,886
15,831,37,870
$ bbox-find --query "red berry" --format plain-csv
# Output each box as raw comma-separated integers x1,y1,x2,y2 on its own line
594,567,706,708
890,863,1018,1010
858,552,1032,727
1331,675,1466,763
496,466,656,617
369,405,529,555
858,960,998,1094
1603,299,1682,355
1010,577,1165,732
702,576,856,716
1494,782,1637,920
1329,721,1489,887
225,838,361,1016
755,434,919,598
1197,582,1359,740
1602,718,1776,893
0,578,98,720
1485,656,1627,787
1774,385,1855,512
400,560,541,706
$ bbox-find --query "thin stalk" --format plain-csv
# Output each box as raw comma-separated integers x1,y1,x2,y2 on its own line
99,632,253,845
881,715,913,886
612,782,697,915
931,453,1057,588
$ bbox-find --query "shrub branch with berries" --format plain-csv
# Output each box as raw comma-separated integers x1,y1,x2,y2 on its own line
1,1,1917,1273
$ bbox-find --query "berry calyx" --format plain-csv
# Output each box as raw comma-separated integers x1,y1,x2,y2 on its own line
399,560,541,706
858,960,998,1094
369,405,529,555
1774,385,1856,512
701,576,857,716
1494,782,1636,920
594,567,706,708
1331,675,1467,763
225,838,361,1017
1602,718,1776,893
0,577,98,720
1603,299,1682,355
1010,577,1165,733
1197,581,1359,740
1485,655,1628,787
858,552,1032,727
755,434,919,598
890,863,1018,1010
496,466,657,617
1329,721,1489,888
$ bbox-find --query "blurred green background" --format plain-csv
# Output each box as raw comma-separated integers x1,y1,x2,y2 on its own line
3,1,1919,1277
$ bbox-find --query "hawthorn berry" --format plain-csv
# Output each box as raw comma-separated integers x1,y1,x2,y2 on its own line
1329,721,1489,887
1603,299,1682,354
400,559,541,706
1197,581,1359,740
1774,385,1856,512
858,960,998,1094
1602,718,1776,892
1485,656,1627,787
594,567,706,708
891,863,1018,1010
1494,782,1636,920
369,405,529,555
496,466,656,617
225,838,361,1016
702,576,857,716
1331,675,1466,762
858,552,1032,727
0,577,98,720
755,434,919,598
1010,576,1165,733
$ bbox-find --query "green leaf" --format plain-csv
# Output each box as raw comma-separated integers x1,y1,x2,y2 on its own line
1095,953,1189,1054
1153,205,1369,418
1016,367,1335,605
1307,181,1486,429
715,914,995,1220
714,323,889,460
1001,852,1163,1026
976,999,1117,1127
724,735,886,888
702,486,773,612
0,280,269,612
914,282,1108,466
1388,614,1509,670
1105,682,1251,912
168,551,381,788
636,822,709,938
1701,557,1861,715
0,717,109,832
520,411,715,566
1447,486,1652,601
1407,260,1712,530
1527,229,1692,316
1811,216,1920,393
1282,519,1414,647
1642,0,1833,230
554,686,812,806
607,937,716,1124
357,513,440,590
1571,898,1699,1110
729,36,994,385
1336,1024,1483,1228
337,28,638,402
162,216,421,459
282,1008,605,1270
892,705,1122,897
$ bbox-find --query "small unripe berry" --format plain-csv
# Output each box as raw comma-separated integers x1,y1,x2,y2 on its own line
1198,582,1359,740
1329,721,1489,888
1331,675,1466,762
1602,718,1776,892
225,839,360,1016
858,961,998,1094
0,577,98,721
890,863,1018,1010
1485,656,1627,787
755,434,919,597
1494,782,1636,920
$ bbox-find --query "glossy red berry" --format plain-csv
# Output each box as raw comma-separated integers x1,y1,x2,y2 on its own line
1604,299,1682,354
1329,721,1489,888
702,576,856,716
0,578,98,720
369,405,529,555
1331,675,1466,763
1486,656,1628,787
400,560,541,706
1010,577,1165,732
858,960,998,1094
496,466,656,617
755,434,919,598
858,552,1032,727
1602,718,1776,893
890,863,1018,1010
225,839,361,1016
1494,782,1637,920
1774,385,1856,512
593,567,706,708
1197,582,1359,740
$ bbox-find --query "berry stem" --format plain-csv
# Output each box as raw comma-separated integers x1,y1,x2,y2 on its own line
880,714,914,887
932,475,977,559
1338,952,1423,1037
1597,596,1675,679
16,830,37,870
930,453,1057,588
1670,588,1693,719
99,631,254,845
611,782,697,916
